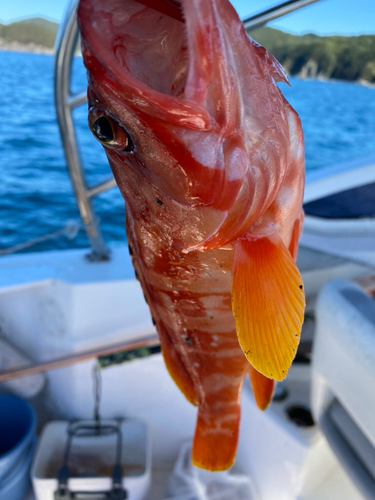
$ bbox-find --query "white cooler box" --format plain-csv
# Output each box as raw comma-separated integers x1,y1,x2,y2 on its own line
31,419,151,500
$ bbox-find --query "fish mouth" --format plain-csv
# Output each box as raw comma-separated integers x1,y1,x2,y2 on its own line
105,0,188,98
78,0,218,129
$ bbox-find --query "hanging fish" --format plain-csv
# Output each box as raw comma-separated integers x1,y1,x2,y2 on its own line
78,0,305,471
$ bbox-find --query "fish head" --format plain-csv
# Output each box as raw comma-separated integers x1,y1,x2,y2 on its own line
78,0,292,217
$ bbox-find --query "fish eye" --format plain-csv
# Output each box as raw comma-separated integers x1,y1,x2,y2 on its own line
88,107,134,152
92,115,114,143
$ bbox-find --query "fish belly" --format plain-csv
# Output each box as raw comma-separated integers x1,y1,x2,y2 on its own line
126,211,249,470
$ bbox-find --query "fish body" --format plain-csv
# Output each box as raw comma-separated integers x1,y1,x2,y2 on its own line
78,0,305,470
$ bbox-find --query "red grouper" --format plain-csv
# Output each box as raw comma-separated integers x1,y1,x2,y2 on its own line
78,0,305,471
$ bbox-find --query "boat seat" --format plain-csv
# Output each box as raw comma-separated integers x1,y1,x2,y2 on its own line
303,182,375,218
311,279,375,500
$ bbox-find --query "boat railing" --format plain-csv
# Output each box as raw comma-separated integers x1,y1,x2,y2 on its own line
55,0,114,262
54,0,321,262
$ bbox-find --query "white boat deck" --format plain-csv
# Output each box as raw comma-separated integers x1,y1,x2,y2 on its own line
0,206,373,500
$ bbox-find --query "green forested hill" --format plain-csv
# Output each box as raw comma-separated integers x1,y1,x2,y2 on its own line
0,18,58,48
250,27,375,84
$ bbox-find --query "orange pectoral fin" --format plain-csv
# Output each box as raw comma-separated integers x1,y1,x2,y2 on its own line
248,365,275,410
232,232,305,381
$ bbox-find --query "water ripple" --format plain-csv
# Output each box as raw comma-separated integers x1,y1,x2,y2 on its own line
0,51,374,253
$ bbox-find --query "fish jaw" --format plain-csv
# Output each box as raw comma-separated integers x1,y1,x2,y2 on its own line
77,0,247,123
77,0,242,209
77,0,212,129
78,0,291,217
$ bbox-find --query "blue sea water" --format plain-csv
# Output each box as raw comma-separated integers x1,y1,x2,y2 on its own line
0,51,375,254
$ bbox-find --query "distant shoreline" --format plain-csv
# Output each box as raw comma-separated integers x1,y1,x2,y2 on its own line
1,42,374,89
292,75,375,89
0,39,54,55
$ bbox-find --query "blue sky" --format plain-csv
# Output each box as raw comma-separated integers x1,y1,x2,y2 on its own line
1,0,375,36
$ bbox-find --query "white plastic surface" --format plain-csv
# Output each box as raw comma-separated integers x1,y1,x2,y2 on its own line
31,419,151,500
0,247,153,362
300,216,375,267
46,354,197,462
301,156,375,267
0,338,45,398
165,442,257,500
0,248,372,500
304,155,375,203
311,279,375,447
237,365,324,500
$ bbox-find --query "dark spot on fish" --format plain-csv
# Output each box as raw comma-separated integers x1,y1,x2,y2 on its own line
152,317,156,326
184,334,193,346
210,316,214,319
135,270,139,280
156,198,163,206
128,244,133,256
299,285,303,289
220,265,223,268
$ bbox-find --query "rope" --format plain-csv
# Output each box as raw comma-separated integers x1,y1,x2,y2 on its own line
0,220,81,257
92,361,102,427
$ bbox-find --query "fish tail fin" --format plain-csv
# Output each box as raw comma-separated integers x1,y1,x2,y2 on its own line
192,397,241,471
248,365,275,410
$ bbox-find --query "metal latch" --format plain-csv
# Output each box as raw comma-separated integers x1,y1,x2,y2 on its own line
54,422,127,500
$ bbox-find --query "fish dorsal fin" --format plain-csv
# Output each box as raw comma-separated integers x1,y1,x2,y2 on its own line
250,40,290,86
231,232,305,380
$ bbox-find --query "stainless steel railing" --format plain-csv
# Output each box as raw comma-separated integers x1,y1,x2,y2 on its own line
243,0,321,30
54,0,114,261
54,0,321,262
